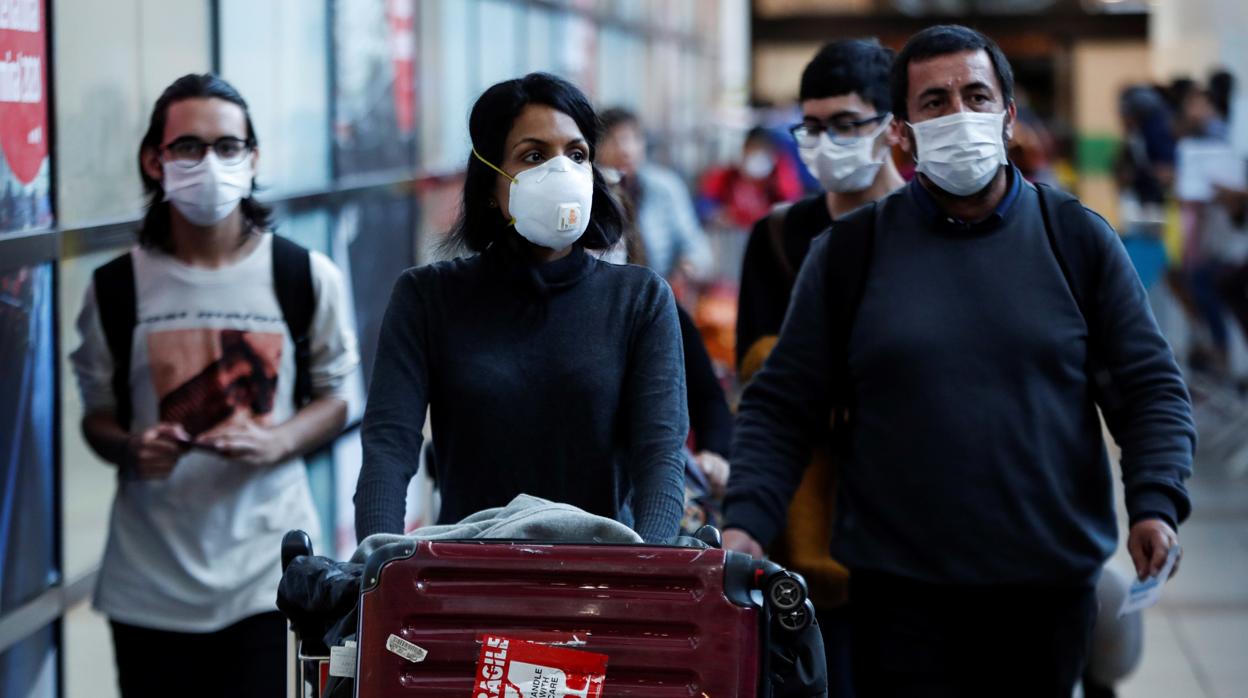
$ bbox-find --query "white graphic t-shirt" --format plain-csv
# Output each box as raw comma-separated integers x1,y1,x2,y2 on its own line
71,233,359,632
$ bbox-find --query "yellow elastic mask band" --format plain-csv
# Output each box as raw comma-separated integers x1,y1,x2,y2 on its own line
471,147,517,184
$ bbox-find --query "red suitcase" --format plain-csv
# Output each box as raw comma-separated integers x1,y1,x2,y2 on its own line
354,536,810,697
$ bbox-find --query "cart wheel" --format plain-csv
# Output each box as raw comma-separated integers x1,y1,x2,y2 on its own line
765,572,807,612
774,600,814,634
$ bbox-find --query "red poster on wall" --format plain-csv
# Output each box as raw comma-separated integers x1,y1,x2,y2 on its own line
0,0,51,233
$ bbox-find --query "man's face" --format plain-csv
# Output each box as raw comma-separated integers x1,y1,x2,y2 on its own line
900,49,1016,158
597,122,645,177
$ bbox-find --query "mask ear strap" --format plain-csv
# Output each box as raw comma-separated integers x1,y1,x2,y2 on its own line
876,113,894,134
472,148,518,226
472,147,517,184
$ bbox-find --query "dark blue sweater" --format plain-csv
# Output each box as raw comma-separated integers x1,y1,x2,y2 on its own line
726,173,1195,585
356,245,688,543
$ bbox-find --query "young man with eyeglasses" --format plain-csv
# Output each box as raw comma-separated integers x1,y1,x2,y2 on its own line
726,25,1194,696
731,39,902,697
71,74,359,697
737,39,904,375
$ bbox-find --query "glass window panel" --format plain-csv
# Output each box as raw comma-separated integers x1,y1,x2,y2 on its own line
334,0,418,177
419,0,474,173
54,0,210,227
0,623,58,698
522,8,555,75
220,0,330,194
328,191,416,552
554,12,597,97
280,209,332,256
595,28,628,107
0,263,58,611
338,193,416,381
477,0,520,93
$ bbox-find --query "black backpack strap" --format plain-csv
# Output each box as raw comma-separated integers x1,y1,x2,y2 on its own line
765,202,798,283
271,235,316,409
1035,183,1124,421
93,253,137,430
823,201,879,441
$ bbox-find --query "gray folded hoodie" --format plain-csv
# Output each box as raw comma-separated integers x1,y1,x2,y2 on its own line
351,494,644,562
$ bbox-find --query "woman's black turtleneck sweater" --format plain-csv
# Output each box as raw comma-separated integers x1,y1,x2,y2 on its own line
355,245,689,543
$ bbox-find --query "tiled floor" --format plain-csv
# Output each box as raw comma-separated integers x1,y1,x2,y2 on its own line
1115,456,1248,697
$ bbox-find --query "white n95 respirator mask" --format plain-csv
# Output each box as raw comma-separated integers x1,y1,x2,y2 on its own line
474,148,594,250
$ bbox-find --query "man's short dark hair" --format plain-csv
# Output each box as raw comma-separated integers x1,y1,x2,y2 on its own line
599,107,639,135
890,25,1015,122
799,39,894,114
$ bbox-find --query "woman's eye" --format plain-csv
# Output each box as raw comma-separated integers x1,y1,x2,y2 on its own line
522,151,544,164
569,150,587,163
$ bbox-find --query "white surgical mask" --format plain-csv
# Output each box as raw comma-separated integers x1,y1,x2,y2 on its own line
909,110,1007,196
475,149,594,250
162,152,254,226
799,115,893,193
743,151,775,179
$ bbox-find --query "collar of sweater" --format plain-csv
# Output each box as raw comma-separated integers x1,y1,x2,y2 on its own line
484,242,596,293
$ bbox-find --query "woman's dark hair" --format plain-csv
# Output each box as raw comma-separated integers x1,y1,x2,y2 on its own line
800,38,894,114
447,72,623,255
890,25,1015,122
138,73,271,250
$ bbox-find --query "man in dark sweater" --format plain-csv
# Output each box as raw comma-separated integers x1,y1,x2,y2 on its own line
724,25,1195,696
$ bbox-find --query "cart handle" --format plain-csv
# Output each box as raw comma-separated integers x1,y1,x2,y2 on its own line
281,529,313,572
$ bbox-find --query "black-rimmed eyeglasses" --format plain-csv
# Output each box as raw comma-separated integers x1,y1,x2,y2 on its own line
789,113,891,147
162,136,254,167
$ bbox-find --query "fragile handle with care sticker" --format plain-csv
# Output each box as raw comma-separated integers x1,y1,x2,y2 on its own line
475,634,608,698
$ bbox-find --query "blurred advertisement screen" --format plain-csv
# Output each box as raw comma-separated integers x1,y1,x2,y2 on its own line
0,263,58,697
0,0,51,233
334,0,417,176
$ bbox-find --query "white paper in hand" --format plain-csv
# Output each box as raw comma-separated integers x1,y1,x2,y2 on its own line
1118,545,1181,617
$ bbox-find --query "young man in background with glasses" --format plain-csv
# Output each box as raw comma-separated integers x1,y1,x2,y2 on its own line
733,38,902,698
737,39,904,375
71,73,359,697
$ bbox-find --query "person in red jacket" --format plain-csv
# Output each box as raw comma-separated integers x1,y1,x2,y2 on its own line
698,127,805,231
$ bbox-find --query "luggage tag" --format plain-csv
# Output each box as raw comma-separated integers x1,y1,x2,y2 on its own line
1118,545,1181,617
329,640,357,678
474,634,608,698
